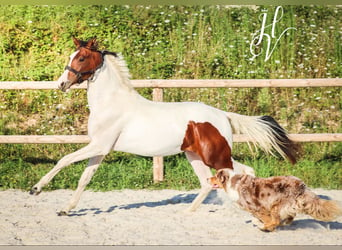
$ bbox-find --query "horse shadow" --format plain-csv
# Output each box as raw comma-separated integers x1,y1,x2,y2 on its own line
68,192,342,232
68,190,223,217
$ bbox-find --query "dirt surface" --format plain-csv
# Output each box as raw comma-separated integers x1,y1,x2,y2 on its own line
0,188,341,245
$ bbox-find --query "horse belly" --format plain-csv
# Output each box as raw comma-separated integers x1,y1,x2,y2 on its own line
113,122,185,157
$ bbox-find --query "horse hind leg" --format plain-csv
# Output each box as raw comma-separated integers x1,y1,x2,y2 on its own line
185,152,213,212
232,159,255,176
58,155,104,216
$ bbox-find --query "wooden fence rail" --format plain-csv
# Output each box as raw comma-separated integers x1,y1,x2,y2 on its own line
1,78,341,182
1,134,341,144
0,78,341,89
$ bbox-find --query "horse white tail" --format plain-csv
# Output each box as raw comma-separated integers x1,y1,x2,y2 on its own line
226,112,299,164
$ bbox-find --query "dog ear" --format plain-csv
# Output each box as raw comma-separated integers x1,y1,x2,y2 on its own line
217,169,230,192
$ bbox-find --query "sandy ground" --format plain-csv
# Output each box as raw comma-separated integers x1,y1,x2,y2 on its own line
0,188,341,245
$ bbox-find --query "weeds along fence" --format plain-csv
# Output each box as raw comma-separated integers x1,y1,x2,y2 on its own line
1,78,342,182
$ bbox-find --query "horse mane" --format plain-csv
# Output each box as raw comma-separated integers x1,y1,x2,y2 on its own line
104,52,134,91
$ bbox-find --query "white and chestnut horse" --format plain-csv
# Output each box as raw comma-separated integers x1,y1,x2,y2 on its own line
30,38,298,215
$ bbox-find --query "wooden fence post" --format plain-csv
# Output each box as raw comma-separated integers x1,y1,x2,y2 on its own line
152,88,164,183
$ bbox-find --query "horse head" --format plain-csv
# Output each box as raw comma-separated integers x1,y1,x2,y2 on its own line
58,37,103,92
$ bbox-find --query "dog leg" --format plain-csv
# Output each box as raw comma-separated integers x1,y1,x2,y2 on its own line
252,209,275,232
262,205,281,232
262,223,279,232
185,152,213,212
281,216,294,226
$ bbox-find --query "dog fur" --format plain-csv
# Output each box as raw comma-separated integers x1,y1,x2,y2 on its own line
208,169,342,232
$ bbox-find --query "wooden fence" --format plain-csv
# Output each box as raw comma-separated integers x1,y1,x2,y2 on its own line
1,78,341,182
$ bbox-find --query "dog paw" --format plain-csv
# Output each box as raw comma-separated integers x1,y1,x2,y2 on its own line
258,224,277,232
259,227,272,232
251,217,264,227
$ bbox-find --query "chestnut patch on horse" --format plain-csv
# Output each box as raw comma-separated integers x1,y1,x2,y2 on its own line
181,121,232,170
67,38,103,84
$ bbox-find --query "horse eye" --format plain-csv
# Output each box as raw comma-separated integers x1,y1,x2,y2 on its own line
79,57,85,62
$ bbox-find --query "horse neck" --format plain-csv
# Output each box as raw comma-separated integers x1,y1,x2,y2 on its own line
86,56,140,111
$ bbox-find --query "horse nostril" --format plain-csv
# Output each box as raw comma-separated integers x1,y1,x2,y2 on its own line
58,81,69,92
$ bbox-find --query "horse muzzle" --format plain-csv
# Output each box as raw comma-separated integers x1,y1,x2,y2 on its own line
58,81,73,92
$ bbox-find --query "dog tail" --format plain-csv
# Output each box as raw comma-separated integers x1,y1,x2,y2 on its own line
298,189,342,222
225,112,300,164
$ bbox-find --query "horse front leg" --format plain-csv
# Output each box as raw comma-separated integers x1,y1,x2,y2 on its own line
58,155,104,216
185,152,213,212
30,142,107,195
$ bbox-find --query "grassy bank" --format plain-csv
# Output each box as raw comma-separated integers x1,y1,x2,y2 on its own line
0,142,341,191
0,5,341,190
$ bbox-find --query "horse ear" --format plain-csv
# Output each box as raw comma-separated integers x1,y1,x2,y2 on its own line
86,38,98,50
73,37,81,47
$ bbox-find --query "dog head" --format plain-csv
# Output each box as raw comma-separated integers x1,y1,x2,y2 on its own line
207,168,235,192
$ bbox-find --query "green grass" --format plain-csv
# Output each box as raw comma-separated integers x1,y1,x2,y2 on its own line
0,5,341,190
0,142,341,191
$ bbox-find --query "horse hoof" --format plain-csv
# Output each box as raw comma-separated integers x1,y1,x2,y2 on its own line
183,207,196,213
57,211,68,216
29,186,41,195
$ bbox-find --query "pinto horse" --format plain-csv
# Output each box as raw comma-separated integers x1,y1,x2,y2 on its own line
30,38,299,215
